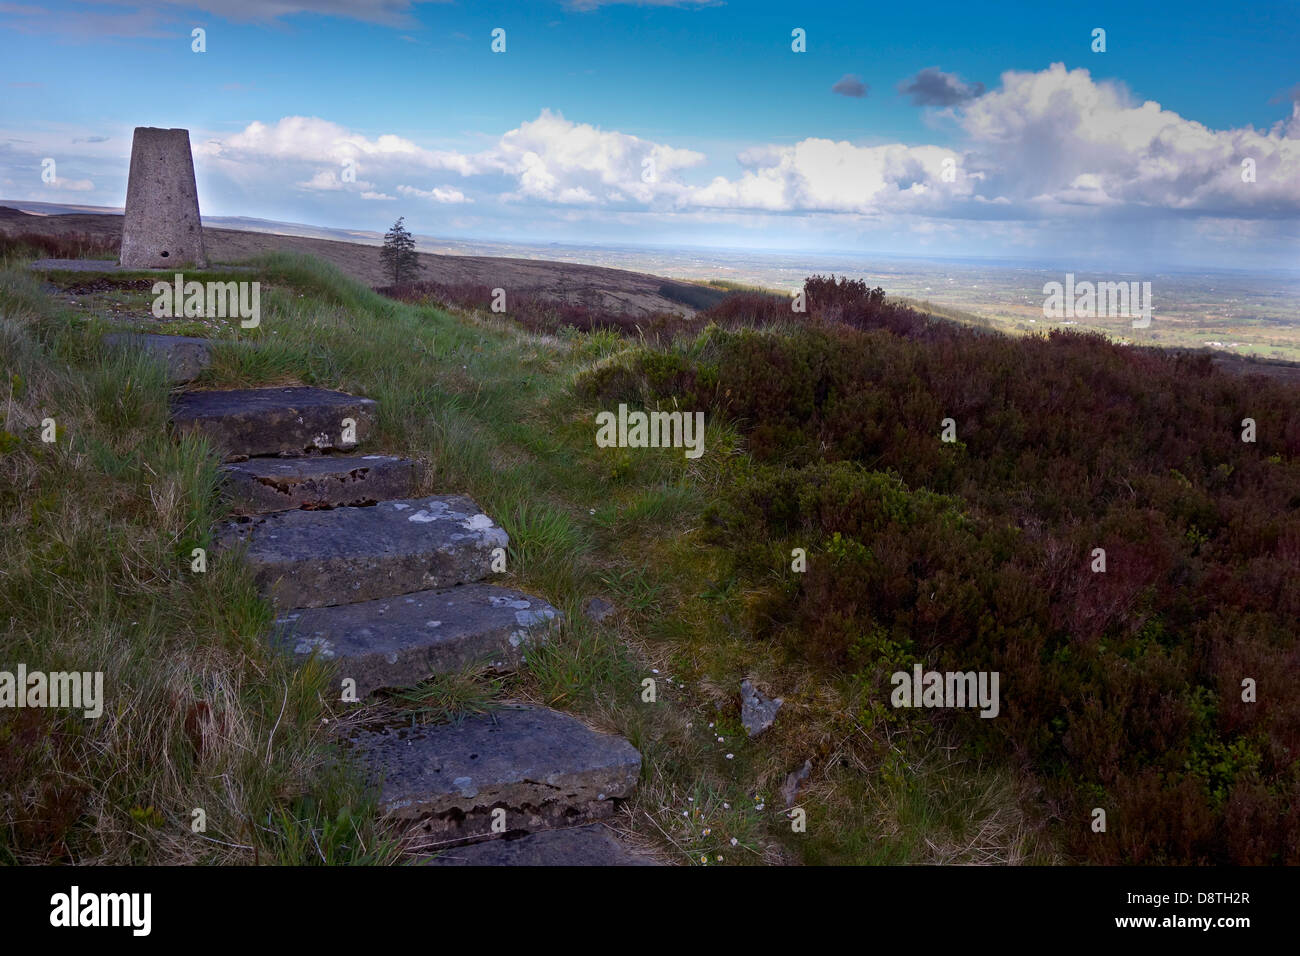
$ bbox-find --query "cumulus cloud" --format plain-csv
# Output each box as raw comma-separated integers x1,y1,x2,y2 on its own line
831,74,868,98
490,109,705,204
183,67,1300,226
297,169,347,191
199,110,705,208
898,67,986,106
689,139,968,213
957,63,1300,217
398,184,471,204
197,116,480,183
690,63,1300,220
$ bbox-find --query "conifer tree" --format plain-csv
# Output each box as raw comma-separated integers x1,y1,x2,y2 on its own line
380,216,419,285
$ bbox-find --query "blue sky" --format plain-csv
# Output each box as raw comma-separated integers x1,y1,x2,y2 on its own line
2,0,1298,268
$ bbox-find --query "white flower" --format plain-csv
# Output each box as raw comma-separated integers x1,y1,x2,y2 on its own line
726,753,734,760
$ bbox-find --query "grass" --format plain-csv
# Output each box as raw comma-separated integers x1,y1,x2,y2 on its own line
0,262,398,865
381,667,504,725
1,248,1056,866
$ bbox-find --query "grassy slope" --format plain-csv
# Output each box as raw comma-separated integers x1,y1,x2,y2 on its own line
1,249,1057,865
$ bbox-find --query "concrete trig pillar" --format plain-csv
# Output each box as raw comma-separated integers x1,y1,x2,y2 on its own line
119,127,208,269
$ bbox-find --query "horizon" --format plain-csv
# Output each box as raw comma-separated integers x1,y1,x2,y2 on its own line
2,0,1299,271
7,198,1300,280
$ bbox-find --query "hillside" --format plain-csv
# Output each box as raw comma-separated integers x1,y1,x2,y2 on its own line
4,225,1300,867
0,206,720,318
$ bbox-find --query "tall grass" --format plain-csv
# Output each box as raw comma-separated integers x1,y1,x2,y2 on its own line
0,266,398,864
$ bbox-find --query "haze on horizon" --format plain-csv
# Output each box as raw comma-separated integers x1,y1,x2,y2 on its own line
2,0,1298,271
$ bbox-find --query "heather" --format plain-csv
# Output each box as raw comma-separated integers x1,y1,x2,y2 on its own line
577,276,1300,864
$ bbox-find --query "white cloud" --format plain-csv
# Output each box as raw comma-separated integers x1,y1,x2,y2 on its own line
688,139,969,214
398,184,471,204
958,63,1300,217
491,109,705,205
297,169,346,191
198,116,475,175
197,110,706,209
686,63,1300,220
81,64,1300,233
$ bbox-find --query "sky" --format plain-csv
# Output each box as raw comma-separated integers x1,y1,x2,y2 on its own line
1,0,1298,269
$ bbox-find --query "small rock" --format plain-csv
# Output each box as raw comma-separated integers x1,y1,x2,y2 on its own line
780,759,812,808
740,678,782,738
584,597,616,624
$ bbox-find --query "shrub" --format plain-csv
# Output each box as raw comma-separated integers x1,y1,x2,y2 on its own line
586,287,1300,864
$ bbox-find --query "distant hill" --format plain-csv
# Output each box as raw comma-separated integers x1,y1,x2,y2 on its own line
0,203,714,318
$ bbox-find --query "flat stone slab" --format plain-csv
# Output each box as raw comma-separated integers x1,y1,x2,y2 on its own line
104,332,214,384
354,705,641,844
424,825,657,866
216,495,508,608
222,454,418,514
171,386,377,459
273,583,559,695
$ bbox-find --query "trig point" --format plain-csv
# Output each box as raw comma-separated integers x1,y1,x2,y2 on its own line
119,127,208,269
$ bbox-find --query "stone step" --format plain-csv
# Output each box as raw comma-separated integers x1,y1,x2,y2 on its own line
104,332,214,384
422,824,657,866
171,386,377,459
216,494,507,608
222,454,419,514
273,583,558,696
354,705,641,845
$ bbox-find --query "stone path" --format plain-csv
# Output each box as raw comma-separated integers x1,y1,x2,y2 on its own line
137,331,651,866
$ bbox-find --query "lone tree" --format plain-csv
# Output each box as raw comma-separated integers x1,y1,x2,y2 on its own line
380,216,419,285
